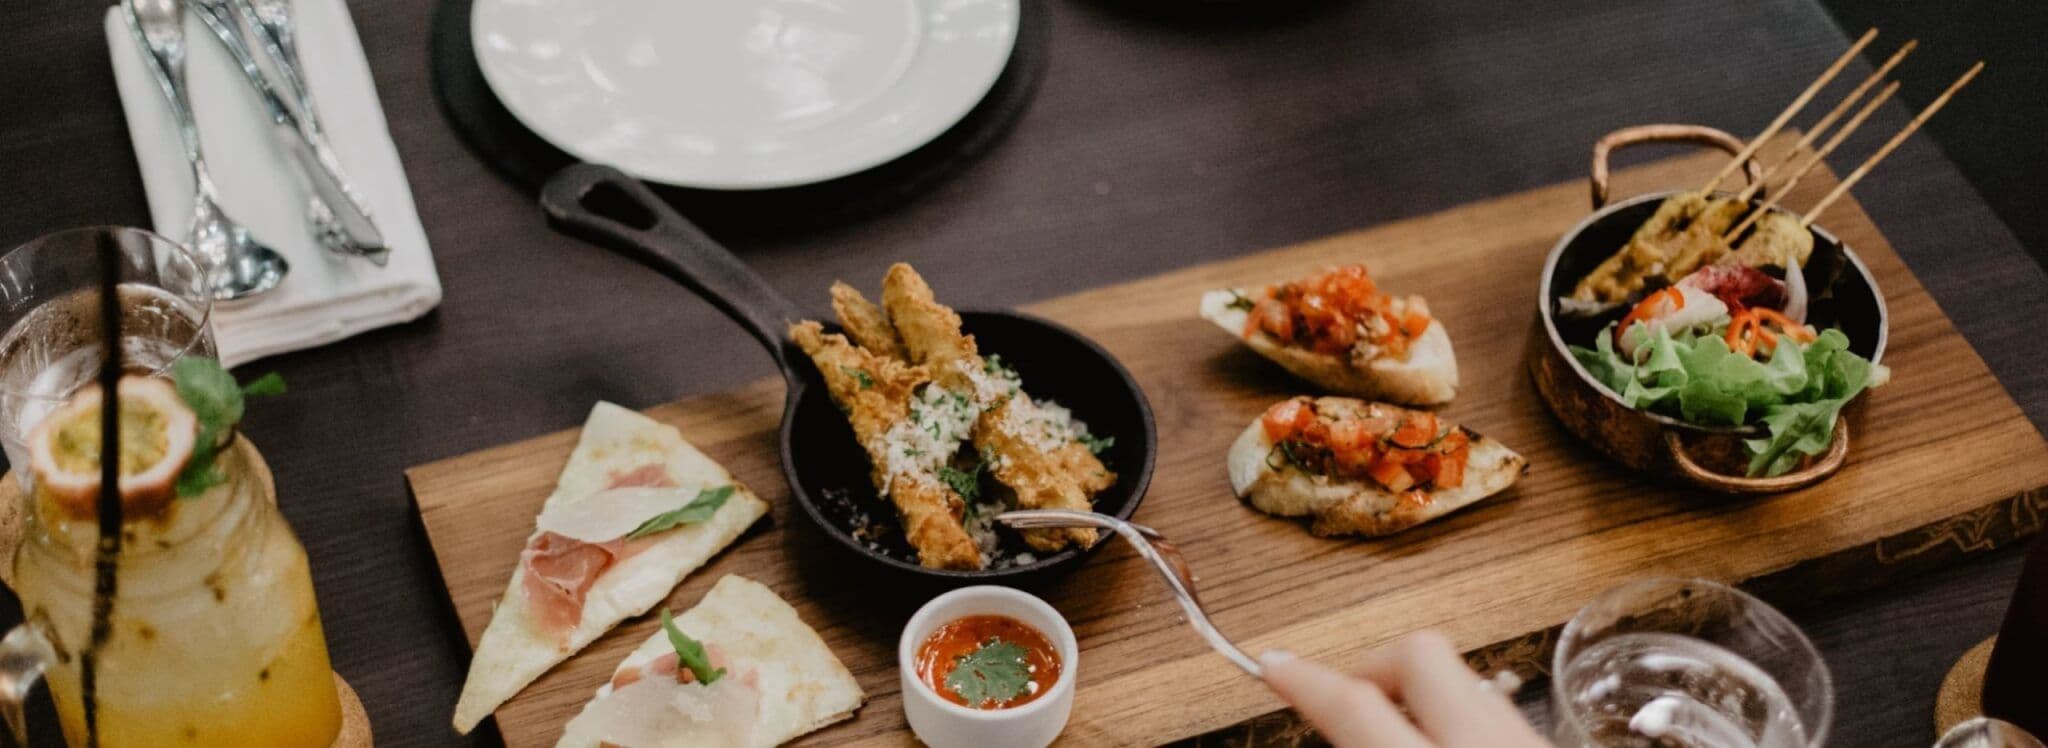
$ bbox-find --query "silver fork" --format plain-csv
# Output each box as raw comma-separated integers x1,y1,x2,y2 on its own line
125,0,289,301
996,509,1263,678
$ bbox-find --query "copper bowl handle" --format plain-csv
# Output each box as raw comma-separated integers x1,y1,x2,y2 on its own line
1662,418,1850,494
1591,124,1765,209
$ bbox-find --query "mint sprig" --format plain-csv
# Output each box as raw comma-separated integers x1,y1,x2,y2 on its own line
172,358,284,497
624,485,734,539
660,609,724,685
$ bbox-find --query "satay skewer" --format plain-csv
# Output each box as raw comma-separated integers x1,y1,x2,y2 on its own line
1698,27,1878,194
1801,61,1984,229
1733,40,1917,204
1723,81,1899,240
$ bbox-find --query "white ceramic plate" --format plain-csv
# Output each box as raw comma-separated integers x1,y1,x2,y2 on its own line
472,0,1020,190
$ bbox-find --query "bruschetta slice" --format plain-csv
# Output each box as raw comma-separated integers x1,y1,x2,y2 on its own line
1226,396,1525,537
1201,265,1458,406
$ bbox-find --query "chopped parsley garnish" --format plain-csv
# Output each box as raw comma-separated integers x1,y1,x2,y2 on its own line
840,366,874,390
660,609,723,685
937,464,981,502
625,485,735,539
1079,433,1115,455
171,358,285,497
946,639,1032,707
984,354,1020,383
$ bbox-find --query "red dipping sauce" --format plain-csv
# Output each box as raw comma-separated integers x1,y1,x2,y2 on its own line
913,615,1062,710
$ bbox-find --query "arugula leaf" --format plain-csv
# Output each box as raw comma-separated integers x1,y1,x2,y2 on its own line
659,609,724,685
171,358,284,498
945,639,1031,707
625,485,735,539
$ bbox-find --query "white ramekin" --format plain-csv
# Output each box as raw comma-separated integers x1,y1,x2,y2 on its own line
898,586,1079,748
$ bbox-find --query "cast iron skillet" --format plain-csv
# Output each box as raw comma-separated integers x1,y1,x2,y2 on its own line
538,163,1156,584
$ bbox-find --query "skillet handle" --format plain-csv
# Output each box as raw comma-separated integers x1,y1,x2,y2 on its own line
1590,124,1765,209
540,163,805,379
1662,417,1850,494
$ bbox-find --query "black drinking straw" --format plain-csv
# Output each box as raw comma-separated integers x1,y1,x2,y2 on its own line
80,233,125,748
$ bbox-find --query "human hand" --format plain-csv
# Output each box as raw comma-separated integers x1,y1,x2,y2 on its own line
1259,632,1549,748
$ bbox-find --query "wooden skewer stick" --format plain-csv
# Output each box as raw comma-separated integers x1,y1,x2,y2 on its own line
1724,81,1900,240
1801,61,1985,229
1734,40,1918,203
1698,27,1878,194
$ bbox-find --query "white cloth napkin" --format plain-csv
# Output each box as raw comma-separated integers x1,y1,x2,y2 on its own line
104,0,441,367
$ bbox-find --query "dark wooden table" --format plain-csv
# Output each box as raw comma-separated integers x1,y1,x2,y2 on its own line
3,0,2044,745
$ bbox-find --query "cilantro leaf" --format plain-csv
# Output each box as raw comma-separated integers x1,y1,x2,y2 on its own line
946,639,1032,707
659,609,724,685
625,485,735,539
171,358,283,498
1225,290,1256,311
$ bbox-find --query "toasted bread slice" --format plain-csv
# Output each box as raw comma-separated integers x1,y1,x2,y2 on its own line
1225,410,1525,537
1200,290,1458,406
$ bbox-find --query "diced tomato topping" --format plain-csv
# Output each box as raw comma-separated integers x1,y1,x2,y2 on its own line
1261,397,1316,441
1248,266,1430,359
1368,457,1415,492
1390,413,1439,448
1435,446,1468,489
1267,398,1471,494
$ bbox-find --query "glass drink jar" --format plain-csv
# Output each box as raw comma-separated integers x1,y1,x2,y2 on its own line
8,439,341,746
0,227,341,746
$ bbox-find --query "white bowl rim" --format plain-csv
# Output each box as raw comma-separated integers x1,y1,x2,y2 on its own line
897,585,1079,722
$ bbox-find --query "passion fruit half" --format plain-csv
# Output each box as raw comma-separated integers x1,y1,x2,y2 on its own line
26,375,198,519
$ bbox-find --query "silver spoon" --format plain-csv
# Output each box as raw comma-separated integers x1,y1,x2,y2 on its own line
995,509,1263,678
125,0,289,301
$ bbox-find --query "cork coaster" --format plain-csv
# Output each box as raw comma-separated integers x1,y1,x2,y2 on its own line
0,442,368,746
1936,636,1996,735
333,672,374,747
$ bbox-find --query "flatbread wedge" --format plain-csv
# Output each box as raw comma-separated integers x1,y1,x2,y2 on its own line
556,575,865,748
1201,289,1458,406
1226,397,1525,537
453,402,770,734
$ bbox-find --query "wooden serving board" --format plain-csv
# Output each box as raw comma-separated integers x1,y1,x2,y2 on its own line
410,148,2048,746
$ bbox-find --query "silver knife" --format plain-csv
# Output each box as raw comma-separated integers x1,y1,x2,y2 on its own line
190,0,391,265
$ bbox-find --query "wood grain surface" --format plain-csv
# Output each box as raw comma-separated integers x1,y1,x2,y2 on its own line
413,150,2048,745
8,1,2048,745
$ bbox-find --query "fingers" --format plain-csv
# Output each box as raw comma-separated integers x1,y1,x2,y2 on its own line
1352,632,1550,747
1259,650,1432,748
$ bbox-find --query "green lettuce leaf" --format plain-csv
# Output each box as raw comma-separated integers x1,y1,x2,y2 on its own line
1569,319,1883,478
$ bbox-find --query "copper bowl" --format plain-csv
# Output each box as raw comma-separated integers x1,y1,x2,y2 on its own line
1528,125,1889,494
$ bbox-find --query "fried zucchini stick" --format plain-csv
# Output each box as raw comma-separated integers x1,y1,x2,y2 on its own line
790,322,982,570
878,264,1107,552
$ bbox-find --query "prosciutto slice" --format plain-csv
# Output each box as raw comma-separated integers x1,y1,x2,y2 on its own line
521,531,626,636
520,463,681,638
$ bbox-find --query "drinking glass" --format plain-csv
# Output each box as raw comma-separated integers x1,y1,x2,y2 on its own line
0,227,215,479
0,227,342,746
1551,578,1833,748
